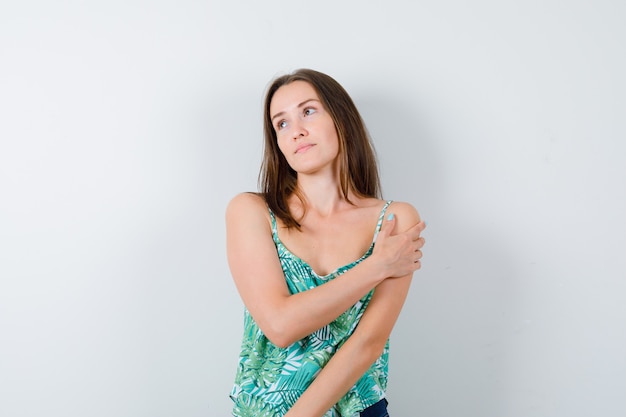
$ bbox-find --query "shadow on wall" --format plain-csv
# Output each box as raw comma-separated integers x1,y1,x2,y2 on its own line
356,93,519,417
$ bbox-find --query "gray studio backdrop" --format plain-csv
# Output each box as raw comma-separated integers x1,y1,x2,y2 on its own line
1,1,625,416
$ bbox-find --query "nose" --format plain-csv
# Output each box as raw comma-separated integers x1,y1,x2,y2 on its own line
291,119,308,140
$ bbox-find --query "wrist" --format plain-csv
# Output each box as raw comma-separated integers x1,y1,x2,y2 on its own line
361,255,388,285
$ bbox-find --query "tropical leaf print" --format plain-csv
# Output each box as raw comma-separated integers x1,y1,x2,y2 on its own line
329,298,370,341
302,348,332,369
280,346,305,376
232,392,280,417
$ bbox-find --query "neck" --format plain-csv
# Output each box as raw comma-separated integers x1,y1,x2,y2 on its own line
294,174,352,217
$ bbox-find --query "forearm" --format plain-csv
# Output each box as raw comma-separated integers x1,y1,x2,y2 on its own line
284,332,382,417
265,256,386,347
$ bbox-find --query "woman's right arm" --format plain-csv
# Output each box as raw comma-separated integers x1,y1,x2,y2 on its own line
226,193,424,348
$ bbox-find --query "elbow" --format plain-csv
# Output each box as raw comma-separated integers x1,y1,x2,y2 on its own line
261,316,298,349
264,326,292,348
268,335,292,349
251,298,302,348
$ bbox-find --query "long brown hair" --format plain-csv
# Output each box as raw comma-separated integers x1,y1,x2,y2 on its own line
259,69,381,229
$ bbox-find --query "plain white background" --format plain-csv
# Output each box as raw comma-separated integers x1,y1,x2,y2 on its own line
1,1,625,416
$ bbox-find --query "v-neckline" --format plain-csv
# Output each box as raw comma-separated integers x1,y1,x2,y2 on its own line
274,235,376,279
270,200,392,279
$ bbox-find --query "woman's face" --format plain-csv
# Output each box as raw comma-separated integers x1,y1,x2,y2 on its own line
269,81,340,176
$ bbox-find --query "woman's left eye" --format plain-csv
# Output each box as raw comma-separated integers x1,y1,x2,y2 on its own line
304,107,316,116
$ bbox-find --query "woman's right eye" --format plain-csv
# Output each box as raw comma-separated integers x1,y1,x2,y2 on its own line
277,120,287,130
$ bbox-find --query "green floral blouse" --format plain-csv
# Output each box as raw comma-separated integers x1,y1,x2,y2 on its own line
230,201,393,417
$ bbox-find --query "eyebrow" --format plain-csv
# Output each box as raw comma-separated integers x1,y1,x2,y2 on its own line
271,99,320,122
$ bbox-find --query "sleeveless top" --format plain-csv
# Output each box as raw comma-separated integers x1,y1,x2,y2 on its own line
230,201,393,417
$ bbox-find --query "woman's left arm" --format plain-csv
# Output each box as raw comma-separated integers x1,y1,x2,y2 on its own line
284,202,423,417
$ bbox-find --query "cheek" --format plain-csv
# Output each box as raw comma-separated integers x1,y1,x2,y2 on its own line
326,128,340,148
275,137,289,157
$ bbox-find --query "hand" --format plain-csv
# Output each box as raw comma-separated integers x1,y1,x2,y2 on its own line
371,214,426,278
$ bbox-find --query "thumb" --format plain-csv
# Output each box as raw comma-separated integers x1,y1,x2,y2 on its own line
380,212,397,237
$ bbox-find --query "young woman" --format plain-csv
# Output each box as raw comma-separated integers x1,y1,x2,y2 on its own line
227,69,426,417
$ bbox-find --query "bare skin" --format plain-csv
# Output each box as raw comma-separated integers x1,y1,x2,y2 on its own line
227,80,426,417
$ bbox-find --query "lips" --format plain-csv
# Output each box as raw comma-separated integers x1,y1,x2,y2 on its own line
295,143,315,154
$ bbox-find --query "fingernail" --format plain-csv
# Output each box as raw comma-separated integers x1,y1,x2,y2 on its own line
387,213,394,221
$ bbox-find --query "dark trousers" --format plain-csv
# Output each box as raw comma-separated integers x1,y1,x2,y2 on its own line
360,399,389,417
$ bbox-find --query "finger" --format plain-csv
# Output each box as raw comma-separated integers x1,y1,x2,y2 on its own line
414,237,425,248
380,212,396,237
414,250,423,264
408,221,426,239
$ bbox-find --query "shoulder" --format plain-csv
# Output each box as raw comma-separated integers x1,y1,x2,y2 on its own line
226,192,266,213
387,200,421,231
226,192,270,224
